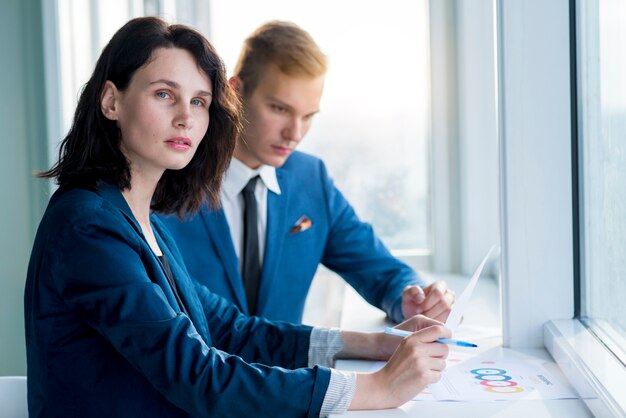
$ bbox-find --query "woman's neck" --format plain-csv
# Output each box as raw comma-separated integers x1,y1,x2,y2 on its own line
122,185,155,223
122,175,163,256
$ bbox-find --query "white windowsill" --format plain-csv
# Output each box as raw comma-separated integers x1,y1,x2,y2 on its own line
544,319,626,417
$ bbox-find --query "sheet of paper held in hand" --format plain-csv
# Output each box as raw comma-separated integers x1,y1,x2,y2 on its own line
444,245,496,333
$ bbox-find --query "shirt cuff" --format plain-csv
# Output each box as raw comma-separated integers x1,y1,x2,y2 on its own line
388,296,405,324
308,327,344,368
319,369,357,417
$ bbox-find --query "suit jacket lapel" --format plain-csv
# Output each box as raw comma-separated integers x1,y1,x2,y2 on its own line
96,184,211,336
153,226,211,341
257,169,288,314
200,206,249,312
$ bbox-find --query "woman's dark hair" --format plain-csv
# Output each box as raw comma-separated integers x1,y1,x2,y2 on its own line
40,16,240,216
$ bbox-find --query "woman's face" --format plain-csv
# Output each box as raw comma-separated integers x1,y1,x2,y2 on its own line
101,47,212,181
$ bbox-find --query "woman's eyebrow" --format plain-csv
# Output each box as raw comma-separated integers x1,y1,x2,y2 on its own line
150,79,212,97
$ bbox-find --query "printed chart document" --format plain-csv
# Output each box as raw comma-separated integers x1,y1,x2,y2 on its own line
367,346,579,402
428,350,579,402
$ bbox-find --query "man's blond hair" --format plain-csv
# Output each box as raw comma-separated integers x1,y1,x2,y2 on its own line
234,21,327,96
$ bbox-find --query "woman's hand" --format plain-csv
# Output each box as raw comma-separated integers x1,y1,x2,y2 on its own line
372,314,447,360
338,314,447,360
348,323,451,410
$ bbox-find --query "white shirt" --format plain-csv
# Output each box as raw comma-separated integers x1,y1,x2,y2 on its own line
220,158,282,272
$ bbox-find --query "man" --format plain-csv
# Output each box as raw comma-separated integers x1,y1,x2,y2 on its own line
161,21,455,324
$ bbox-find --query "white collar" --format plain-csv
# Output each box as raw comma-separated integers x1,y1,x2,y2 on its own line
222,158,282,199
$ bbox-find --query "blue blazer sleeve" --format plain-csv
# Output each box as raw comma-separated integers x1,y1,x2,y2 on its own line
314,158,426,323
25,187,330,418
193,284,316,366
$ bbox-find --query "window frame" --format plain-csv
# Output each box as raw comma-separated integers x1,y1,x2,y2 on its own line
497,0,625,415
428,0,460,274
497,0,575,347
43,0,63,175
574,0,626,362
429,0,500,276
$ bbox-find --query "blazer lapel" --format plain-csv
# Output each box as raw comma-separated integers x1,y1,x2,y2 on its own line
256,169,288,314
200,206,249,312
153,225,211,341
96,182,142,234
96,183,184,315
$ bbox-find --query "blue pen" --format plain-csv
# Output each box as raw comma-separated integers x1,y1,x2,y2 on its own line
384,327,478,348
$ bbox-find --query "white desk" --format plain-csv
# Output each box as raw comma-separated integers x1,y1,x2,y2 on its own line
331,275,593,417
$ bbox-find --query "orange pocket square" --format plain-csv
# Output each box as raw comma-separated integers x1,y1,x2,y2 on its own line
289,215,312,234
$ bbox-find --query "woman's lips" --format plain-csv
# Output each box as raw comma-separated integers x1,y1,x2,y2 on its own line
165,136,192,151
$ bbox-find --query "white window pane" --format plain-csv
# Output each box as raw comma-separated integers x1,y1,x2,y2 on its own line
578,0,626,350
209,0,431,250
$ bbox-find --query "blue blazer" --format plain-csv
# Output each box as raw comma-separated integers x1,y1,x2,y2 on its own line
160,151,422,324
24,182,330,418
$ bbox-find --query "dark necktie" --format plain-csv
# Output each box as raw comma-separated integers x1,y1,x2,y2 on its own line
242,176,261,316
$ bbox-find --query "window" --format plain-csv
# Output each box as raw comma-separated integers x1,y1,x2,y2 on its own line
46,0,454,327
49,0,434,260
576,0,626,362
208,0,432,255
498,0,626,415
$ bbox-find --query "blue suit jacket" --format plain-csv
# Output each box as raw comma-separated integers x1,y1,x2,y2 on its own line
160,152,423,324
24,182,329,418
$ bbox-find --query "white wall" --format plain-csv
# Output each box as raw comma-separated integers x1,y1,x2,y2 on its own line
0,0,49,375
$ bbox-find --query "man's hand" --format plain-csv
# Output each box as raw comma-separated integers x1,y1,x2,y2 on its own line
401,282,456,322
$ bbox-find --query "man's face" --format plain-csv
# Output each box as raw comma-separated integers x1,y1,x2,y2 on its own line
233,65,325,168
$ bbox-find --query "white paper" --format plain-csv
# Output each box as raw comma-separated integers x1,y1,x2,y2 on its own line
445,245,496,333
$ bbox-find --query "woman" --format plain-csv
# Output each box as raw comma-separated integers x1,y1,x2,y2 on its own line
25,16,450,417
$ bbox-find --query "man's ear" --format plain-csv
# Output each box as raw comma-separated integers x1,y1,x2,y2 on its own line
229,75,243,95
100,80,120,121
